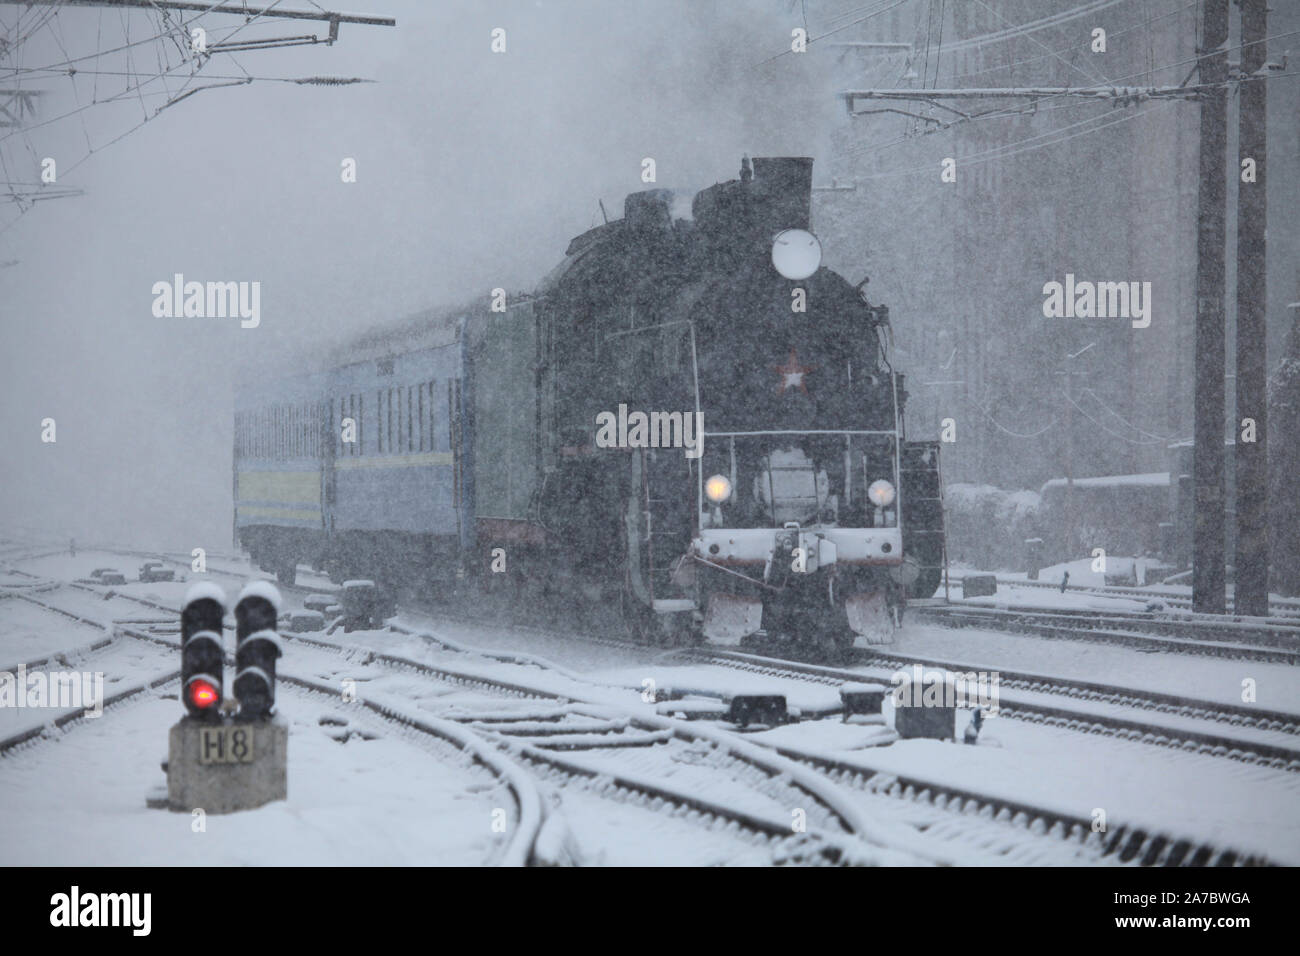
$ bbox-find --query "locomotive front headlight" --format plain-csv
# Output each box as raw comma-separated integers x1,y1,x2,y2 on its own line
771,229,822,280
868,479,896,508
705,474,733,504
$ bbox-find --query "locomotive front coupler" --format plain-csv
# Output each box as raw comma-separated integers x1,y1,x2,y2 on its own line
763,522,800,589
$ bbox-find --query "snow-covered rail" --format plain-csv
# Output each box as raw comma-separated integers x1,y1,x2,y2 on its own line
265,671,543,867
673,646,1300,773
985,574,1300,620
12,580,881,863
0,667,180,756
758,741,1275,866
912,603,1300,665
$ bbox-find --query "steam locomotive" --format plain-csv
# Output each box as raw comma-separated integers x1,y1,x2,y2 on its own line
233,157,944,649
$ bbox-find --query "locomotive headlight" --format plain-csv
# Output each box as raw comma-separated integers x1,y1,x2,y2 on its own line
868,479,896,508
771,229,822,280
705,474,733,504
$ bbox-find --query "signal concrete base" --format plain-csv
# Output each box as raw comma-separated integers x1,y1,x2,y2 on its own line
164,716,288,814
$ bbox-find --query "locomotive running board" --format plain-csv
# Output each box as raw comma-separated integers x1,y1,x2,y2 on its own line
703,593,763,645
845,590,897,646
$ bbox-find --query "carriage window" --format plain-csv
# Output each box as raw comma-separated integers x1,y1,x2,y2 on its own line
395,386,405,452
434,382,444,452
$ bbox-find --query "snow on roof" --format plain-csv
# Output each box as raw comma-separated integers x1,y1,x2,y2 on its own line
183,581,227,610
1041,472,1169,491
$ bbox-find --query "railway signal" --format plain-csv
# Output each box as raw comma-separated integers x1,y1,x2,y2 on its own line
181,583,227,719
233,582,283,720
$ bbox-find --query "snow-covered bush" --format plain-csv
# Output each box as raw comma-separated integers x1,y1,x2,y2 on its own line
943,483,1042,571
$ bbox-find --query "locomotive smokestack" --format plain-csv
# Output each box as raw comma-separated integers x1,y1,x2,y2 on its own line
691,156,816,254
749,157,813,232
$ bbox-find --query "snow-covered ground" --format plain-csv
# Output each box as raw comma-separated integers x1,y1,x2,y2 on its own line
0,688,514,865
754,714,1300,864
4,543,1299,866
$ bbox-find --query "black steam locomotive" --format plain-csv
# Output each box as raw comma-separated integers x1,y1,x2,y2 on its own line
234,157,944,649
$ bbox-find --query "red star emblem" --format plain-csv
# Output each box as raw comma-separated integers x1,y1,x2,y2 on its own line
772,348,816,395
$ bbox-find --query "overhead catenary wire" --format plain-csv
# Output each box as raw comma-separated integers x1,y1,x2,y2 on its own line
968,0,1113,87
930,0,944,90
756,0,909,66
837,14,1300,178
0,0,384,234
1081,386,1177,442
853,99,1172,181
945,0,1199,83
939,0,1126,57
974,392,1060,439
1065,392,1169,445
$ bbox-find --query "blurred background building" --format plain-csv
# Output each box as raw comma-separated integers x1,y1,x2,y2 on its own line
803,0,1298,499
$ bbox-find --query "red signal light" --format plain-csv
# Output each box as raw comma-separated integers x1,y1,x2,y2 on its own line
187,679,220,710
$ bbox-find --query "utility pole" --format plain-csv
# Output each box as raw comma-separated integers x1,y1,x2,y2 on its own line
1061,343,1095,562
1064,370,1074,560
1192,0,1229,615
1234,0,1269,617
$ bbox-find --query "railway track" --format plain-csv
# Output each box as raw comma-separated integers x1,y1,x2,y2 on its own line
673,646,1300,773
280,605,1296,864
223,623,918,864
24,545,1298,666
6,551,1292,864
392,628,1291,864
16,560,1300,772
756,740,1272,866
0,575,1102,863
460,701,913,865
3,578,903,864
35,557,1300,774
983,573,1300,620
0,615,541,865
912,603,1300,665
